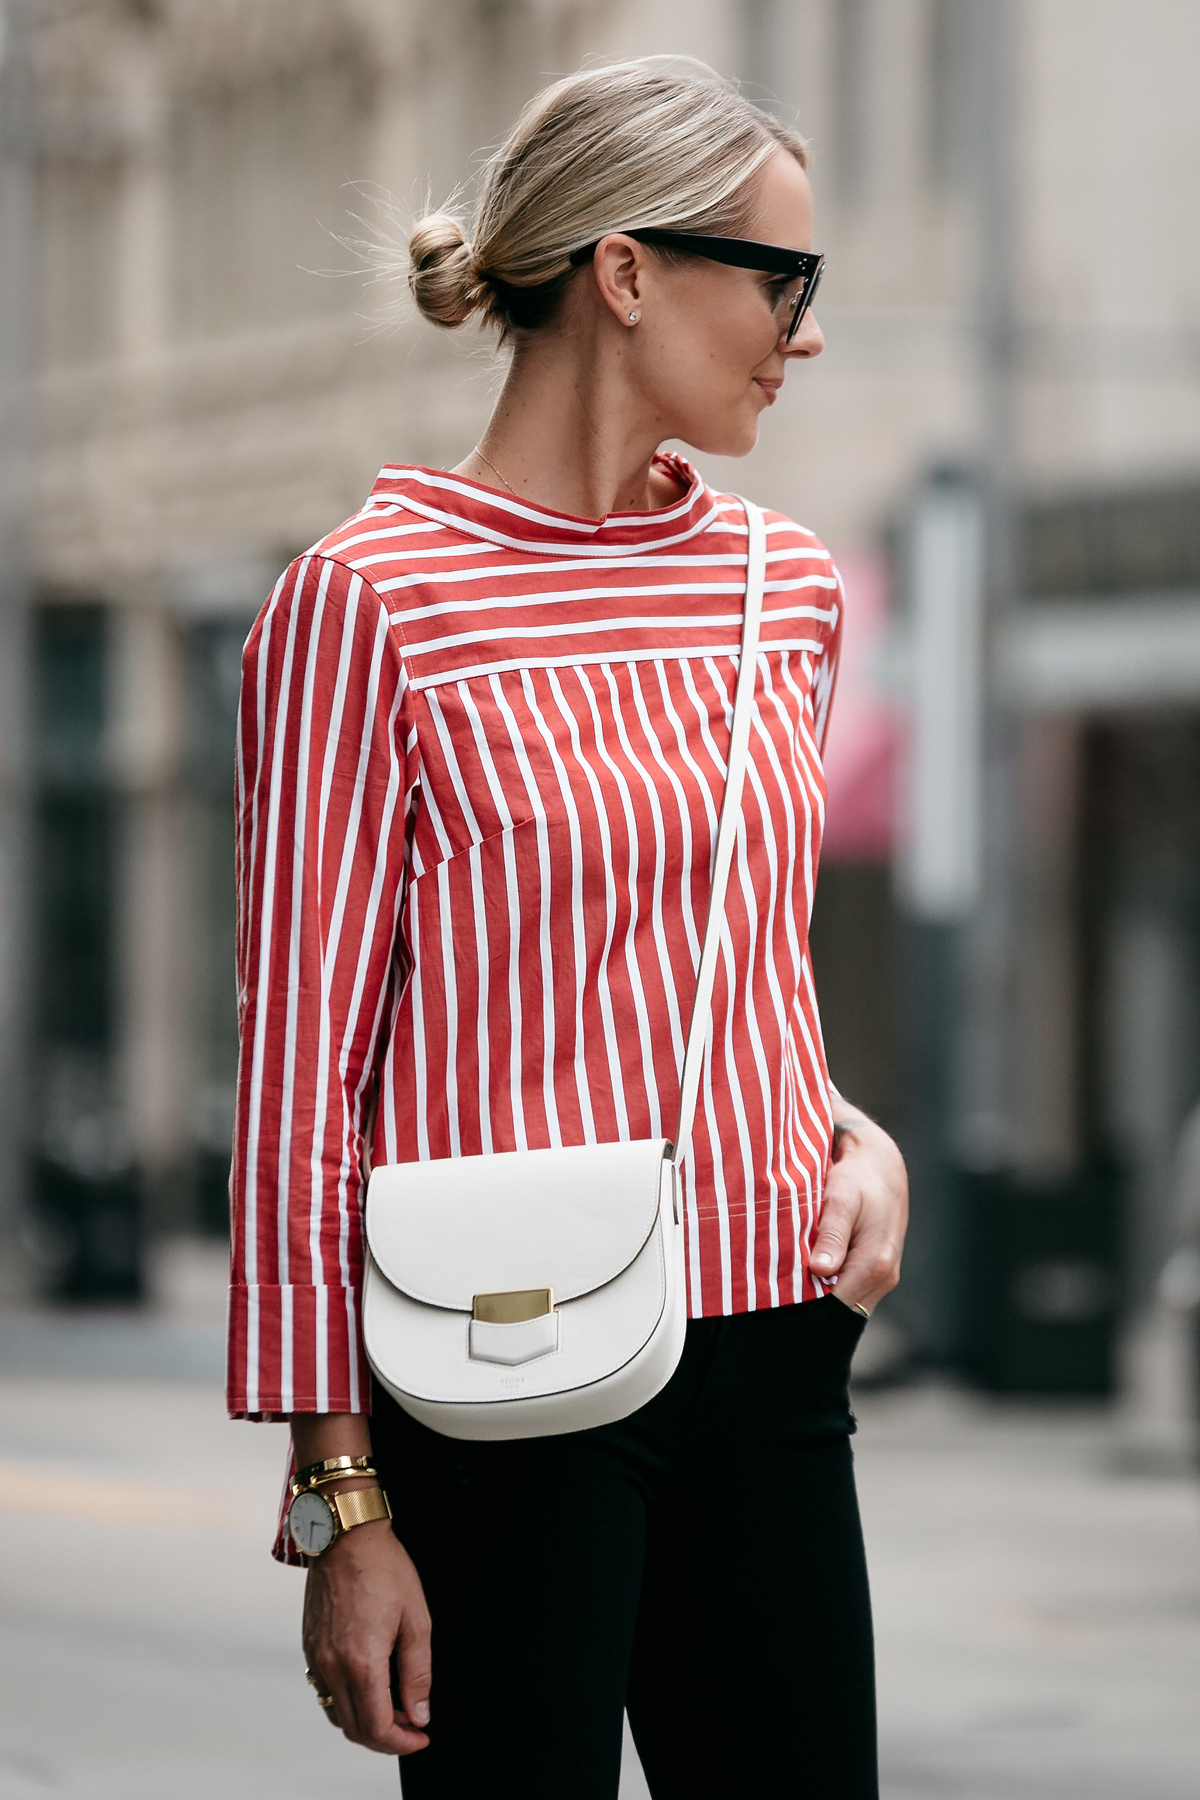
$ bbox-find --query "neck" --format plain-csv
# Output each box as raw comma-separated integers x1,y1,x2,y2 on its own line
456,329,679,520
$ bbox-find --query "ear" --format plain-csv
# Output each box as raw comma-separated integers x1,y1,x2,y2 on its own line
588,234,646,327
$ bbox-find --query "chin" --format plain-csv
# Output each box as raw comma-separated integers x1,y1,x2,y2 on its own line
686,413,761,460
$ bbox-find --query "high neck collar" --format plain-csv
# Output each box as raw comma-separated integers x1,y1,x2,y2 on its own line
366,452,722,557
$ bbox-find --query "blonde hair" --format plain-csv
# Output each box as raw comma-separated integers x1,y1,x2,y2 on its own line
405,58,807,340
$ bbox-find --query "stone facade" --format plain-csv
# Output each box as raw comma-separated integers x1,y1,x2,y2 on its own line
16,1,1200,1307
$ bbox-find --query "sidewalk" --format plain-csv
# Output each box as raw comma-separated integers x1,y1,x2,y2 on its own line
857,1384,1200,1799
0,1268,1197,1797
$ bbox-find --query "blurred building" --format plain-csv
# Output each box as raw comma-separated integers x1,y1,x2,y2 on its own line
6,0,1200,1356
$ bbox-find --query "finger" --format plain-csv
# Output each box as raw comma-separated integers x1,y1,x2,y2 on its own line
832,1228,902,1311
339,1652,428,1756
810,1190,859,1279
304,1661,342,1728
397,1606,433,1732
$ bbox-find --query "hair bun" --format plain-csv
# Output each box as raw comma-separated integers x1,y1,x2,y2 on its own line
408,213,484,329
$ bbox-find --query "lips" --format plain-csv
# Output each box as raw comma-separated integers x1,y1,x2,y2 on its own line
755,379,782,403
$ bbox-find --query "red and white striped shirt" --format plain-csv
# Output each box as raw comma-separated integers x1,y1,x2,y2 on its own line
228,453,842,1425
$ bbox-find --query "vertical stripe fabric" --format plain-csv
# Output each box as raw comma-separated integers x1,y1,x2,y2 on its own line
229,453,843,1428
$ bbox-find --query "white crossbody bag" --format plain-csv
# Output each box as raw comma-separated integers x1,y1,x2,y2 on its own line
362,500,766,1440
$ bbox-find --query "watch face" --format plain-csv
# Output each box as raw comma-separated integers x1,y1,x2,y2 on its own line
288,1489,336,1557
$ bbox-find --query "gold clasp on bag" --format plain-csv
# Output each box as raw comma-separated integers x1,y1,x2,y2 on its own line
472,1288,554,1324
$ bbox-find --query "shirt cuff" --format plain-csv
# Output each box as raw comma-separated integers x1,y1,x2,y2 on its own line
226,1281,371,1420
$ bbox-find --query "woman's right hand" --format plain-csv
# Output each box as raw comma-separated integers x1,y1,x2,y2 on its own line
302,1518,432,1755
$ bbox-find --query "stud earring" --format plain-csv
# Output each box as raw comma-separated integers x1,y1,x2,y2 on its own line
628,311,639,323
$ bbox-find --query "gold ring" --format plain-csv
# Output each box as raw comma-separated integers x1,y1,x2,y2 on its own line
305,1667,335,1708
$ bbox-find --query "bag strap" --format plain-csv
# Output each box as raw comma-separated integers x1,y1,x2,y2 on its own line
670,498,766,1170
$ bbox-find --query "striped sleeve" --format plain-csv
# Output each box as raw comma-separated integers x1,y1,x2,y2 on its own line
228,555,418,1421
811,555,845,754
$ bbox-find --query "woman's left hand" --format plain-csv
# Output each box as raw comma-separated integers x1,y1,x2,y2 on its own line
810,1111,909,1315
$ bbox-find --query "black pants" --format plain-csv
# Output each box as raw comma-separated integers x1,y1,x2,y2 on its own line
372,1295,877,1799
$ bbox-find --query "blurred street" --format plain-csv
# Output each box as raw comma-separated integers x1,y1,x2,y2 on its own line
1,1250,1197,1800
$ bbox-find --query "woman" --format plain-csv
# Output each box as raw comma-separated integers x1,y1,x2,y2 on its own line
229,58,908,1800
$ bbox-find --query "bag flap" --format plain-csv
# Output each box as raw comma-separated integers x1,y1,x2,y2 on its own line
365,1138,671,1311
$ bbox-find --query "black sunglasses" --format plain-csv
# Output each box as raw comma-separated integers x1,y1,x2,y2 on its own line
568,231,825,342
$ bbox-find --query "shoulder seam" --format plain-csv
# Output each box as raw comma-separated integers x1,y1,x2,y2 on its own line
304,552,414,664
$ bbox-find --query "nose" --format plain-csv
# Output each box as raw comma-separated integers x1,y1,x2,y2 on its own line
783,310,824,360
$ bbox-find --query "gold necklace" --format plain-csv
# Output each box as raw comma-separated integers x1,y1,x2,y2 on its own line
472,445,519,497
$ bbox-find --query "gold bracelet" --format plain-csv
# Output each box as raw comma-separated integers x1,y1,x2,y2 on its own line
291,1467,379,1497
297,1469,379,1492
309,1467,379,1486
294,1454,374,1485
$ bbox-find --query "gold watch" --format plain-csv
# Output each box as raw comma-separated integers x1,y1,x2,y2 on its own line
287,1481,392,1558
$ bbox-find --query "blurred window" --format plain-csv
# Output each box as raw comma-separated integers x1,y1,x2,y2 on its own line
1022,482,1200,599
183,618,252,1231
170,58,368,339
34,603,107,791
32,605,118,1158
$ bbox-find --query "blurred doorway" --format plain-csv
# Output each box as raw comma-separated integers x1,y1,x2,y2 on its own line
1082,715,1200,1304
30,602,140,1299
